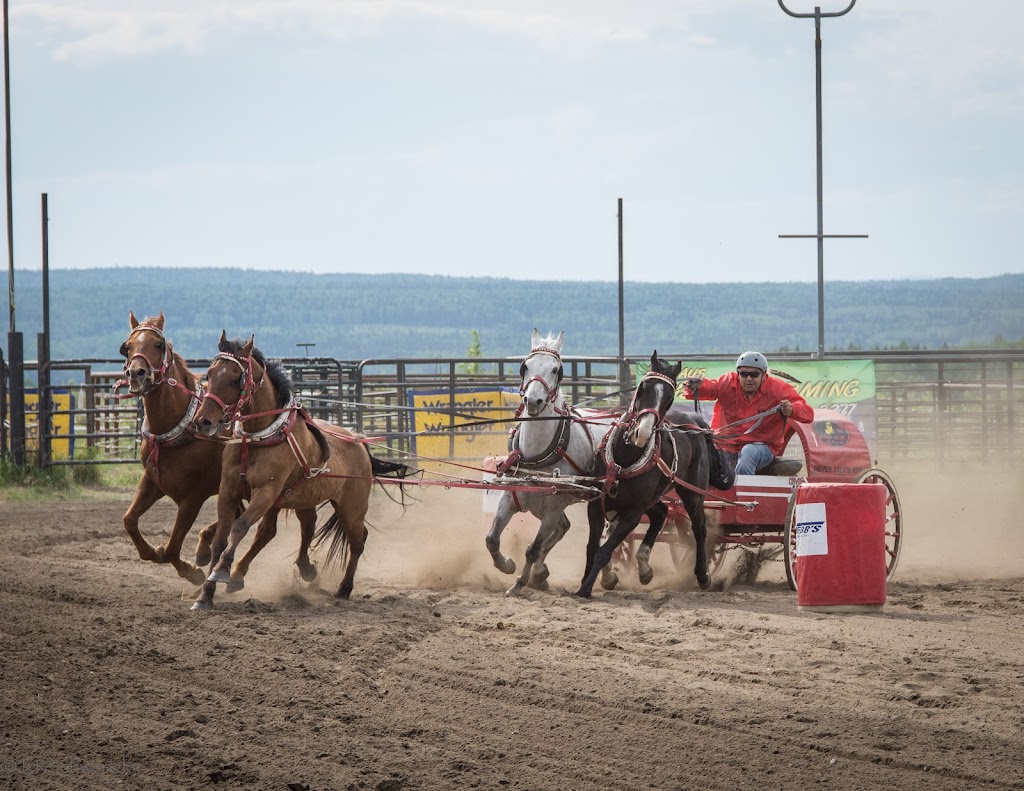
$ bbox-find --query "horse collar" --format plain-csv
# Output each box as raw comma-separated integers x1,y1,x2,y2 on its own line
141,380,205,447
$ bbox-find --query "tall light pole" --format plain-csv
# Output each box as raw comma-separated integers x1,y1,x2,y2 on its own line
778,0,867,357
3,0,25,463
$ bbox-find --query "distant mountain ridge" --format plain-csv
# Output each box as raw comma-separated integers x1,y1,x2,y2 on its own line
3,268,1023,361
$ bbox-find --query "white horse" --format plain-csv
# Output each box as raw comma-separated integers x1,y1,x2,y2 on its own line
485,329,614,596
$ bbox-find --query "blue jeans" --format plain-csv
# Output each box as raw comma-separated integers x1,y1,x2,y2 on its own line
723,443,776,475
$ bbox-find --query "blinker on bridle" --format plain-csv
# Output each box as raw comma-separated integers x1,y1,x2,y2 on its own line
626,370,677,429
200,352,263,423
120,323,172,391
519,346,564,403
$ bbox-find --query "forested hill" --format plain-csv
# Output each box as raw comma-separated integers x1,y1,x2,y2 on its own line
3,268,1023,361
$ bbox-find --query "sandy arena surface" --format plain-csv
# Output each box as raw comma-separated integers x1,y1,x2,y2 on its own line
1,464,1022,790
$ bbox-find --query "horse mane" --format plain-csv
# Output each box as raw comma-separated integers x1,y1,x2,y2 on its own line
218,336,294,407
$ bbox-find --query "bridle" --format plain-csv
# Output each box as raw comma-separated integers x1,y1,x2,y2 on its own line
518,346,565,411
200,351,264,425
623,370,676,432
118,323,173,395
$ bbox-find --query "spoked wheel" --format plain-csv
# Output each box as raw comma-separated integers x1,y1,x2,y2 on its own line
783,487,802,592
856,467,904,582
667,518,728,583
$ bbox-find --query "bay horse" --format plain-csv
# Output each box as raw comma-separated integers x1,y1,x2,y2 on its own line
576,351,713,598
485,329,615,596
117,311,224,585
189,333,410,611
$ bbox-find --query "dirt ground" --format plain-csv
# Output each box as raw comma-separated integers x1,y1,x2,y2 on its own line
1,464,1022,791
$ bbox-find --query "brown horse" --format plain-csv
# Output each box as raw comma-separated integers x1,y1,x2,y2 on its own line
188,332,411,611
118,311,223,585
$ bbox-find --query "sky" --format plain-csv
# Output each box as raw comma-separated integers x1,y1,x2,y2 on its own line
3,0,1023,284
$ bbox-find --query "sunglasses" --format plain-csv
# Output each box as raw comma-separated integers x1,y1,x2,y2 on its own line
738,370,762,379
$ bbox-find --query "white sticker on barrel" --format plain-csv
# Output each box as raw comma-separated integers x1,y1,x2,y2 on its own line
795,502,828,556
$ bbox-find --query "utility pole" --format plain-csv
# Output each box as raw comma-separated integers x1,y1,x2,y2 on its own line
617,198,627,402
778,0,867,357
3,0,25,463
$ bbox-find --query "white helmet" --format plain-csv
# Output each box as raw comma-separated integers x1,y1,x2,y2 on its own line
735,351,768,372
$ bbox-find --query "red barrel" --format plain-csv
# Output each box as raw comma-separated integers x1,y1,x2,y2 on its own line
794,482,887,612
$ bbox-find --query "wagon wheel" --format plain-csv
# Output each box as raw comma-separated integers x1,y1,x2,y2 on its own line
783,469,905,592
856,467,904,582
782,486,802,592
667,518,728,579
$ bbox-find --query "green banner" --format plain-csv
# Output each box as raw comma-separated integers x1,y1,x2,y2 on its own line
635,358,877,454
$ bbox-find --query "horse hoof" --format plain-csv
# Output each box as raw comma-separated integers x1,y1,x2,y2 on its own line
574,588,592,600
190,600,212,612
697,574,712,591
530,564,550,585
298,563,318,582
505,582,523,597
194,549,211,567
225,579,244,593
207,568,230,584
638,568,654,586
493,557,516,575
600,570,619,591
183,567,207,586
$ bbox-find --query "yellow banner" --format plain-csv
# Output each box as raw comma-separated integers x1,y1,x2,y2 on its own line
409,388,519,461
18,389,76,458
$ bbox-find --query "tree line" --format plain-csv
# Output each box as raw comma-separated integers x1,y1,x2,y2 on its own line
3,268,1023,362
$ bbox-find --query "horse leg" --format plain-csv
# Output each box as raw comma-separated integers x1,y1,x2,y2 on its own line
333,506,368,601
294,507,319,582
485,492,519,575
122,476,164,562
207,489,278,585
577,501,612,598
162,496,209,585
531,511,570,586
192,491,241,611
577,511,641,599
225,507,281,593
679,487,710,590
635,501,668,586
194,502,244,567
505,509,563,597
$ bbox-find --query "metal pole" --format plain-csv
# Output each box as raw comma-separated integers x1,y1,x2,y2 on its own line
813,10,825,357
38,193,50,468
617,198,626,399
778,0,865,357
3,0,13,332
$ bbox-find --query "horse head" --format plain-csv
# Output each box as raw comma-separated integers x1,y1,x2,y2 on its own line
624,351,681,447
120,310,172,395
192,331,263,436
520,328,565,417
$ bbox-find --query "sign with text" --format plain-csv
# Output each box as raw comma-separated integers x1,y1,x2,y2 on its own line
409,388,520,461
635,358,877,456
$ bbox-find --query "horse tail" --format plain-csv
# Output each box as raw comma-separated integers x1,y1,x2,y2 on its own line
365,448,415,506
312,513,350,567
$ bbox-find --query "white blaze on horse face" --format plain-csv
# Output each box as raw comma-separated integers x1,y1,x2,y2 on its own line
627,412,657,447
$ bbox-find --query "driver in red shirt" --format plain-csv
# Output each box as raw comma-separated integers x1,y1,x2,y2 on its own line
682,351,813,476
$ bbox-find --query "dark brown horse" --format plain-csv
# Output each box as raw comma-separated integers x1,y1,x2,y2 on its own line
188,333,410,611
118,311,233,585
577,352,712,598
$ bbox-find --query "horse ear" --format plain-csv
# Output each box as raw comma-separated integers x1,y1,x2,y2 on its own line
552,331,564,354
154,311,165,330
219,330,228,348
531,328,541,347
650,350,659,369
669,360,682,380
242,335,255,356
129,310,139,329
